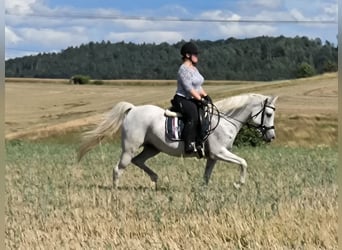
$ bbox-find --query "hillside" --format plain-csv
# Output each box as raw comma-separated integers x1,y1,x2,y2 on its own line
5,73,337,146
5,36,337,81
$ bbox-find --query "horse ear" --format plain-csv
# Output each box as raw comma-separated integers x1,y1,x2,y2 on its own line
269,96,278,104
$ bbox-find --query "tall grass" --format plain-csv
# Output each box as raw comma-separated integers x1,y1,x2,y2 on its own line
5,141,337,249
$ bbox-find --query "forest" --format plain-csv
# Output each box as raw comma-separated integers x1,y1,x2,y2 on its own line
5,36,338,81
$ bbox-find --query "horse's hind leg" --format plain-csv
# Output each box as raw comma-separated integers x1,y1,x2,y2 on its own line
131,145,160,187
113,151,134,188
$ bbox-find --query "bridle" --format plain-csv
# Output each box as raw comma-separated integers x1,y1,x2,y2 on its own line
201,98,276,141
212,98,276,136
247,99,276,136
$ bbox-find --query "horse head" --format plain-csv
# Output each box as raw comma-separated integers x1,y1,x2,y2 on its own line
249,95,278,142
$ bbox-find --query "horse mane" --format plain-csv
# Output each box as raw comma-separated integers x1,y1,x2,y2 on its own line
214,93,266,113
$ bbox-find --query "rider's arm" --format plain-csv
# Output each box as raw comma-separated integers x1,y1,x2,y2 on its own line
189,88,202,101
198,87,207,98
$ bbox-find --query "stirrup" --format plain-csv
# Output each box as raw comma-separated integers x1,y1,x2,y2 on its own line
196,144,204,158
185,142,197,154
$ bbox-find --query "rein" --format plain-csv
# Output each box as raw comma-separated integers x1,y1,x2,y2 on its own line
200,101,221,141
201,98,276,141
216,98,276,136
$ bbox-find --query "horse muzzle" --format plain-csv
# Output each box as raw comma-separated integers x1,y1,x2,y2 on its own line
260,126,275,142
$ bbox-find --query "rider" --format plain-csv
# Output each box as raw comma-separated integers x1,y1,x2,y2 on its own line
171,41,212,154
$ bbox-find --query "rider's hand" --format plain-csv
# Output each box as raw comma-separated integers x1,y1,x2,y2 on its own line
200,98,209,106
204,95,212,104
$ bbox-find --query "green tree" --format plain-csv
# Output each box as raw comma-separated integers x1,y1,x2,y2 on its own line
297,62,316,78
70,75,91,84
323,60,338,72
234,126,265,147
5,36,337,81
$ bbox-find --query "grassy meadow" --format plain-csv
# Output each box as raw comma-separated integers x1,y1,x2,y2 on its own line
5,140,337,249
5,74,338,249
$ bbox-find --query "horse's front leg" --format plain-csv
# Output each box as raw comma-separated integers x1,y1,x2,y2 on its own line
204,158,217,184
213,147,248,188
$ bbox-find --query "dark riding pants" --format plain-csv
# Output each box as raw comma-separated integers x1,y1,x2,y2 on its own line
171,95,199,147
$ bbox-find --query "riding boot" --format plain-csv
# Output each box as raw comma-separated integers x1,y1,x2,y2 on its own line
195,141,204,158
195,123,204,158
183,119,198,154
184,142,197,154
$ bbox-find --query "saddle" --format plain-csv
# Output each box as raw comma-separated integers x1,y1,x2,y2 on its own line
164,109,184,141
164,106,210,143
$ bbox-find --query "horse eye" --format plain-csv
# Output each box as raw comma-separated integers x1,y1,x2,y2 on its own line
266,113,272,118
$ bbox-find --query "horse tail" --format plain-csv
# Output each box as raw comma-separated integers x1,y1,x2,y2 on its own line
77,101,134,162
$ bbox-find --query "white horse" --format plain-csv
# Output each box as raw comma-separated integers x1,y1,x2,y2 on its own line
78,93,278,189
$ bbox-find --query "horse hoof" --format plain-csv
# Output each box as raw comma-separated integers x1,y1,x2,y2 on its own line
150,175,158,183
233,182,241,189
148,181,158,190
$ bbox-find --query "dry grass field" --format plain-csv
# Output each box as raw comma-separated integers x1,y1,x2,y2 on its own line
5,73,337,146
5,73,338,249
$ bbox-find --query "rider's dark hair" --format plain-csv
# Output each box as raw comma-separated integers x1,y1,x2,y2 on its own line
180,42,199,58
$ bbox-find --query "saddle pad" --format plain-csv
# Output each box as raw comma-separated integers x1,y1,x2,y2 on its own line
165,116,184,141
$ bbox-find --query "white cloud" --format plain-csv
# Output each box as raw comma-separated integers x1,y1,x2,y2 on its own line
5,26,22,44
4,0,338,59
115,19,162,30
198,10,277,39
200,10,241,21
290,9,306,21
216,23,277,38
159,4,189,17
5,0,37,14
323,3,338,16
18,27,89,48
107,31,183,44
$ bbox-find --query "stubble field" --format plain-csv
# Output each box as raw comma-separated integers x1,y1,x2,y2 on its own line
5,73,337,146
5,73,338,249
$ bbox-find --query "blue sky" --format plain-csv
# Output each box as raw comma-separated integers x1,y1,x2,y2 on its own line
5,0,338,59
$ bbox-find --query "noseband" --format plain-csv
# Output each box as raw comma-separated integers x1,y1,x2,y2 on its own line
248,99,276,135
